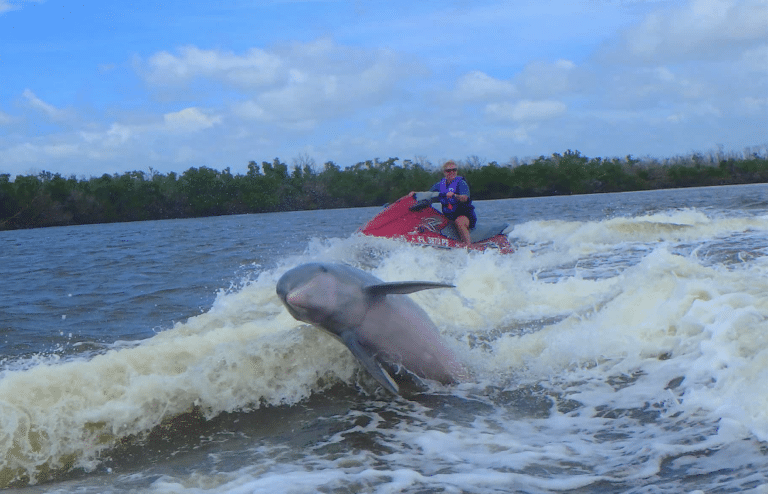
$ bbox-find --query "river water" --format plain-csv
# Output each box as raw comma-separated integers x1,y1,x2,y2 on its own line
1,184,767,493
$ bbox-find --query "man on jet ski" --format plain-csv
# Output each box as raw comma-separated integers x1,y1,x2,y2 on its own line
409,160,476,247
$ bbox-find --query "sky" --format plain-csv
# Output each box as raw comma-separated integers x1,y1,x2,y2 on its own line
0,0,766,179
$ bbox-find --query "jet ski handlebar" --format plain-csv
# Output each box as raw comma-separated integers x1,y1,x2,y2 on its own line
408,191,440,211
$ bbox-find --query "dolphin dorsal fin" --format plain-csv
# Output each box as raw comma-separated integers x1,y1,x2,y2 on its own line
365,281,455,298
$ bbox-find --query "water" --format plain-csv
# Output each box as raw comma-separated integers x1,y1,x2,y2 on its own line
1,184,767,493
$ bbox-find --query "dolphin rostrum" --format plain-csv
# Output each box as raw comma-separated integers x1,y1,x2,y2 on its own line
276,262,466,394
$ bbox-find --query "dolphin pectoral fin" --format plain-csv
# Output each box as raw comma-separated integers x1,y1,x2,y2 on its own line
365,281,455,298
341,331,400,395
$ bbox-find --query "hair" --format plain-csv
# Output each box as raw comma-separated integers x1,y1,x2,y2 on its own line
442,160,458,171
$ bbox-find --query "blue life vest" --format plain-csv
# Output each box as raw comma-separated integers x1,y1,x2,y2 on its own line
438,176,471,213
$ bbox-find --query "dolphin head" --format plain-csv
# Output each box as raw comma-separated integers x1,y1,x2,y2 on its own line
276,263,366,330
276,263,332,324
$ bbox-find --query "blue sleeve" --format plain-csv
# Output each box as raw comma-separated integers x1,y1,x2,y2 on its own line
429,182,440,193
457,179,470,197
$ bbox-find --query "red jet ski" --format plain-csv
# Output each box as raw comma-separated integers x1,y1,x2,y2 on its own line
358,192,514,253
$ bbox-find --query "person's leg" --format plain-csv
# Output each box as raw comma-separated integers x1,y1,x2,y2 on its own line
455,215,472,246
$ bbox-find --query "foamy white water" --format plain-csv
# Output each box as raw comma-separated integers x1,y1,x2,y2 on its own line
1,185,767,493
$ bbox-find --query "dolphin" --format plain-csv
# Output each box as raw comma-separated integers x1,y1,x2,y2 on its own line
276,262,466,394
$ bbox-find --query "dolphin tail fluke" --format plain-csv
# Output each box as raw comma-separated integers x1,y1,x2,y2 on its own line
366,281,454,298
341,331,400,394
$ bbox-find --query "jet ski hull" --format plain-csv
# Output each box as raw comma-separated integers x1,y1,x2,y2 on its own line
358,195,514,253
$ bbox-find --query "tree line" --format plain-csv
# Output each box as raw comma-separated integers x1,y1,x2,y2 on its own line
1,150,767,231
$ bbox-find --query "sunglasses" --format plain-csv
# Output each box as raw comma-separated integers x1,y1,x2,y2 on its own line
444,168,458,173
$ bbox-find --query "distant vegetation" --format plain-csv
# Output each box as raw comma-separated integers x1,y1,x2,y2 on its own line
2,149,767,230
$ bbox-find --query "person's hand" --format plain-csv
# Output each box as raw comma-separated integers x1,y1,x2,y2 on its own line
457,194,468,202
446,191,454,199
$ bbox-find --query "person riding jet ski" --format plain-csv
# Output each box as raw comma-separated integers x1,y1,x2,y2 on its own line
409,160,476,247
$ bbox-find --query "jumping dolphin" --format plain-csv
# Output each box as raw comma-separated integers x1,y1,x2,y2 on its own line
276,262,466,394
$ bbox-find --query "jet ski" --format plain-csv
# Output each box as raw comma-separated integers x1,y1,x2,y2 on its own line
358,192,514,253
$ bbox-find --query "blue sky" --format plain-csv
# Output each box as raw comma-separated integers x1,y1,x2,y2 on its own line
1,0,766,178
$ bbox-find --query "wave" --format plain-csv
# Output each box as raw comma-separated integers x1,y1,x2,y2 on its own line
1,209,767,487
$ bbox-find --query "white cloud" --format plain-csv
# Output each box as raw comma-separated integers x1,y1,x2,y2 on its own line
737,96,768,115
517,59,577,96
163,107,221,133
3,143,38,165
22,89,71,121
78,107,220,148
739,44,768,72
140,45,284,87
485,100,567,121
43,107,223,171
495,125,535,144
3,141,81,166
233,100,267,121
0,110,13,125
618,0,768,62
80,123,140,148
42,143,80,158
0,0,17,15
138,39,412,130
638,66,709,100
449,60,580,115
244,44,406,127
454,71,517,102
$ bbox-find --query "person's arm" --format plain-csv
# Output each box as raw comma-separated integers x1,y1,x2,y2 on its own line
454,179,470,202
429,182,449,200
